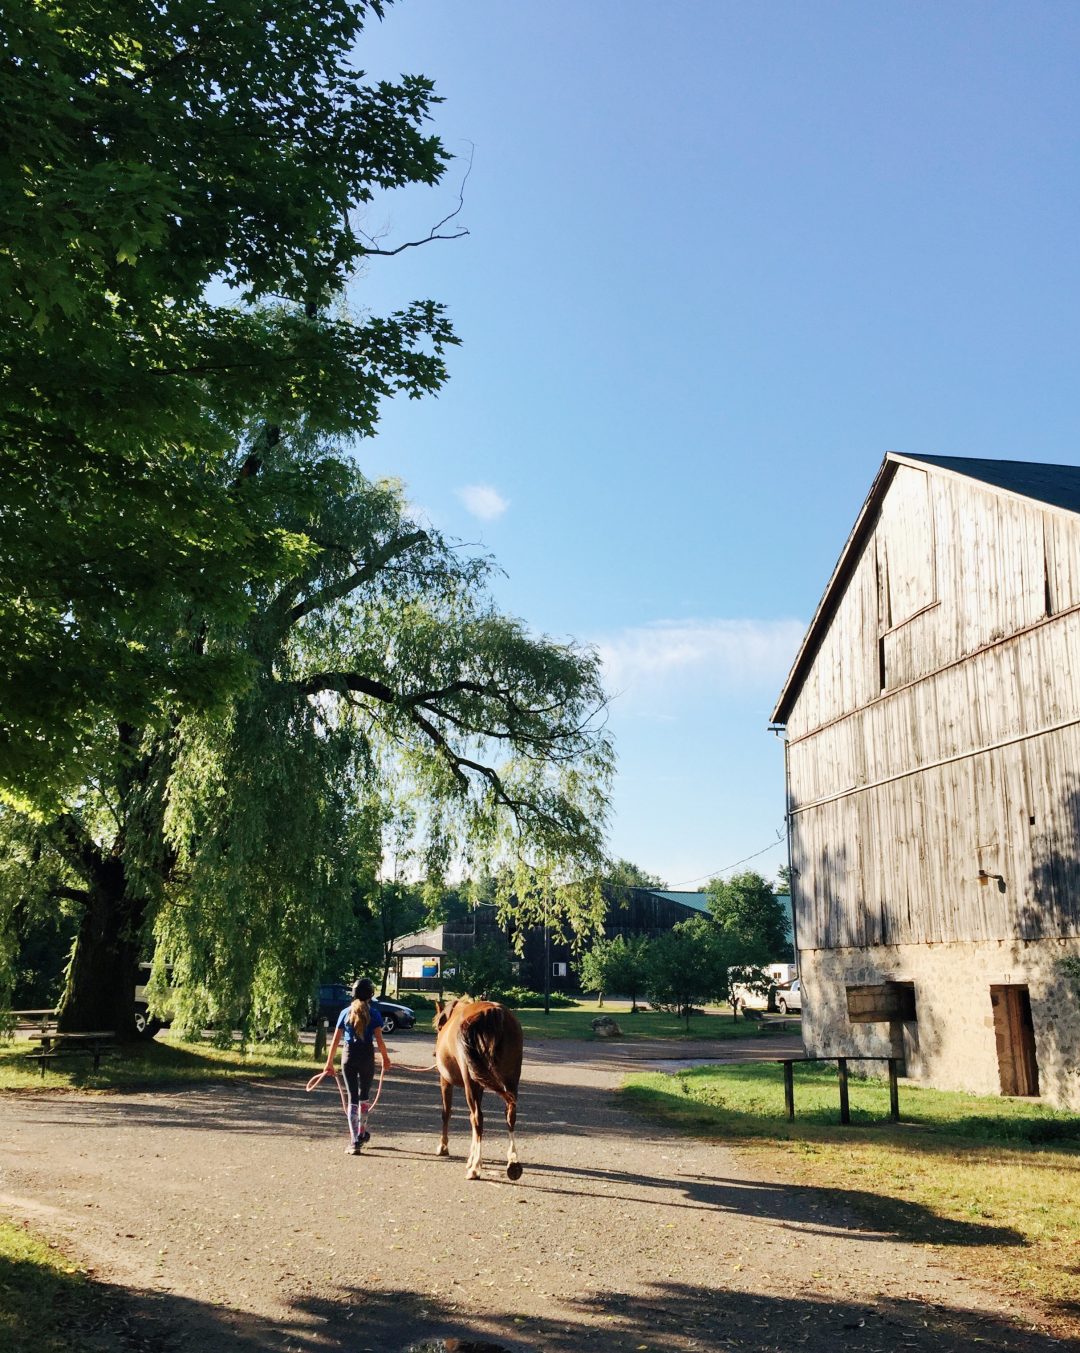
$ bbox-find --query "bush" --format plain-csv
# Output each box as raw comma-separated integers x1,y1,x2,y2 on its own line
393,991,438,1013
499,987,577,1009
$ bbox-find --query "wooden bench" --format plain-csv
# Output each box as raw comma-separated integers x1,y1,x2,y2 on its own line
25,1030,117,1076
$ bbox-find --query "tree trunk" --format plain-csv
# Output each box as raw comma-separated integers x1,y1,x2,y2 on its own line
57,857,144,1040
380,944,393,998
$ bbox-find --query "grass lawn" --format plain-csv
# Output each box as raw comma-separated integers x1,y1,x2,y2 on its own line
399,992,784,1042
0,1218,114,1353
622,1061,1080,1332
0,1033,316,1094
509,999,790,1042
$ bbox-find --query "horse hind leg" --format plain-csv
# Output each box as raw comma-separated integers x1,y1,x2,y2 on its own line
504,1092,522,1181
463,1081,484,1180
437,1079,453,1157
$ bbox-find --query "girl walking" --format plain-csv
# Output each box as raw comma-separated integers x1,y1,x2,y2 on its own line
322,978,392,1153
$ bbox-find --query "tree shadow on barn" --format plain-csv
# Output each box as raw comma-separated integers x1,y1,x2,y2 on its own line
1011,776,1080,1111
18,1252,1075,1353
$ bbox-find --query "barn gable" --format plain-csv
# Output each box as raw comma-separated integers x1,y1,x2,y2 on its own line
773,452,1080,736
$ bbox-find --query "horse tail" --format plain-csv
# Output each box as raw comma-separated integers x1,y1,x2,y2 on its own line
458,1003,521,1102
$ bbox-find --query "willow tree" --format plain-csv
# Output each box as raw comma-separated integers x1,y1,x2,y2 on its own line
1,1,614,1034
1,440,612,1036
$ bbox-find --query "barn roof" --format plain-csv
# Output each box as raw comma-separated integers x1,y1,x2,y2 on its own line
905,453,1080,514
643,889,710,913
391,943,446,958
770,452,1080,726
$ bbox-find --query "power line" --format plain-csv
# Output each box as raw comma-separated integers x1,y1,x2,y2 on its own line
668,832,787,889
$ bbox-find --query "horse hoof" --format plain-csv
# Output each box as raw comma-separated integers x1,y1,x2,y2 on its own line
436,1145,449,1157
506,1161,523,1181
465,1167,480,1180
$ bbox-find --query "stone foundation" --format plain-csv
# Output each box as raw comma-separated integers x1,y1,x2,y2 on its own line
798,937,1080,1111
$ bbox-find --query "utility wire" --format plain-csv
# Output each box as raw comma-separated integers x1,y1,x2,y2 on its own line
668,832,788,889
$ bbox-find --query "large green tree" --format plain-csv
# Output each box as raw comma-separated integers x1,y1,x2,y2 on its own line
647,917,732,1031
578,933,650,1011
706,870,793,964
2,451,612,1036
1,0,458,811
0,1,613,1039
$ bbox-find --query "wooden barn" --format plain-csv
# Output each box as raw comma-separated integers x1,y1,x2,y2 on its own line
771,453,1080,1110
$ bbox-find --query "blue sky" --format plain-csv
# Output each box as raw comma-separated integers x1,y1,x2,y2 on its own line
345,1,1080,887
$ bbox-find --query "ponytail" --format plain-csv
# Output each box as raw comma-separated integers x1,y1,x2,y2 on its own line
347,997,370,1037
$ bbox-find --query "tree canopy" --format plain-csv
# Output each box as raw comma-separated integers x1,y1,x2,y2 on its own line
706,870,793,964
647,917,732,1029
605,859,666,890
0,1,614,1038
578,933,650,1011
1,0,458,811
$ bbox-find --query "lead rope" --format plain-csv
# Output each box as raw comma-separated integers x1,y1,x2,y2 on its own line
305,1059,388,1143
304,1055,440,1145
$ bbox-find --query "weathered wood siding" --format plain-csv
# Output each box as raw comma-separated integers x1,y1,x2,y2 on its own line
786,464,1080,949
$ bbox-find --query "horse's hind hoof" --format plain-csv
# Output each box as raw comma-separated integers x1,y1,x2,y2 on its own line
506,1161,523,1181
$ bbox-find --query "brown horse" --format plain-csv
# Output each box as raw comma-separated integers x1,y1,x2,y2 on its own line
433,999,523,1180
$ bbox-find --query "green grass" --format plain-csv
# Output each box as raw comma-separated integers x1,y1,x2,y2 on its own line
623,1060,1080,1143
621,1061,1080,1330
0,1033,317,1093
0,1218,112,1353
400,993,785,1042
510,999,790,1042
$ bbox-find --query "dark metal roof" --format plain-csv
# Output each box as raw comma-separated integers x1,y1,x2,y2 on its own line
901,453,1080,514
771,452,1080,725
391,943,446,957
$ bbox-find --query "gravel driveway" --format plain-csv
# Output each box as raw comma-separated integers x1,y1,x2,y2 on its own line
0,1034,1072,1352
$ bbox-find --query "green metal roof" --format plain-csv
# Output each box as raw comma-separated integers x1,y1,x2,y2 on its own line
645,889,711,913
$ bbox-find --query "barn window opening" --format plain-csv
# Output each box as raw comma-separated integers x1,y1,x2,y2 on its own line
990,984,1040,1097
1044,551,1054,618
846,981,917,1023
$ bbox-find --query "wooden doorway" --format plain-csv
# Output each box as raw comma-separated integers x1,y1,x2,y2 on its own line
990,985,1040,1097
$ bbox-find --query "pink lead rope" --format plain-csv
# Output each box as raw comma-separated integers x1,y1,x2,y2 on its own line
305,1061,388,1141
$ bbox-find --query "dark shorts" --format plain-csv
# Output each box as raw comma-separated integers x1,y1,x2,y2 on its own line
342,1044,376,1104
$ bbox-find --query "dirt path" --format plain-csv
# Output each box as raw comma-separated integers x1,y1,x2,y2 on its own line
1,1035,1072,1352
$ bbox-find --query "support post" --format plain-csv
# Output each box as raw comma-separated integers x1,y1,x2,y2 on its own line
783,1060,795,1121
888,1057,900,1121
543,908,550,1016
837,1056,849,1125
314,1019,327,1061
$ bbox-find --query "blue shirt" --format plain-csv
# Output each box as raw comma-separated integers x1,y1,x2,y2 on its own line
336,1003,384,1048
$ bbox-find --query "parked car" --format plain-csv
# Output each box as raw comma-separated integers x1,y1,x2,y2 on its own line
775,978,802,1015
314,984,417,1034
134,962,175,1038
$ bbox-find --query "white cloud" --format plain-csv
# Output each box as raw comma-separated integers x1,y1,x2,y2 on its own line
596,617,806,709
457,483,509,520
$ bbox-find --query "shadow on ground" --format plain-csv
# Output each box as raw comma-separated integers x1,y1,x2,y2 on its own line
7,1252,1072,1353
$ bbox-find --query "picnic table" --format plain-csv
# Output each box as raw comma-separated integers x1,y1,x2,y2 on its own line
26,1030,117,1075
10,1008,57,1033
